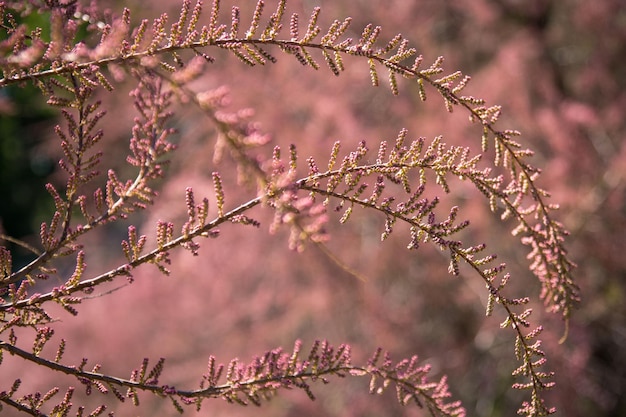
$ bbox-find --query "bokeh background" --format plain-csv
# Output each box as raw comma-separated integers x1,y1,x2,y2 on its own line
1,0,625,416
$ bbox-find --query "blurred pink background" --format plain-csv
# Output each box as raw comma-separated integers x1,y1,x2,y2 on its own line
2,1,625,416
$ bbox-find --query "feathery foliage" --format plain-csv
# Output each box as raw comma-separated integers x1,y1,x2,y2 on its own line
0,1,579,416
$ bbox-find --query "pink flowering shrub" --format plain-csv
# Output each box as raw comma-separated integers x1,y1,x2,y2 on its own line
4,0,622,416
